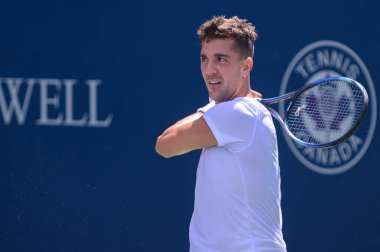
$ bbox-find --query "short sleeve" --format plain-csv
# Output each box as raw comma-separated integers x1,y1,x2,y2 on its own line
197,100,215,113
203,99,259,152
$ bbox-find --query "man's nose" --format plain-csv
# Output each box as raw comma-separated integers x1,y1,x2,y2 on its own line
203,61,217,76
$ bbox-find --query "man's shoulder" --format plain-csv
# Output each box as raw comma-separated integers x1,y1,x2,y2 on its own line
215,97,260,108
205,97,261,121
222,97,262,114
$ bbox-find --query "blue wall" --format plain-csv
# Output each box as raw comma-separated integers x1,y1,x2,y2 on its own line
0,0,379,251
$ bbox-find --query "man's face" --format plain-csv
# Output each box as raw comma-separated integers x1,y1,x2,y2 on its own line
200,38,247,103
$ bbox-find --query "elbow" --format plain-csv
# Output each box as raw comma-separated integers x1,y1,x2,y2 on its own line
155,136,174,158
155,145,173,158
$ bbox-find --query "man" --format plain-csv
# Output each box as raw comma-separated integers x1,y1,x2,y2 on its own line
156,16,286,252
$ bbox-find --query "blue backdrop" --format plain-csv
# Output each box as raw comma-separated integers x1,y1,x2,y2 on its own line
1,0,379,251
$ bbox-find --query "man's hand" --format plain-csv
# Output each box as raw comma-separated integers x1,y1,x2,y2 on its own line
249,90,262,99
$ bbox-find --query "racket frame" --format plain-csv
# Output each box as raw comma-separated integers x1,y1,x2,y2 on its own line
259,77,368,148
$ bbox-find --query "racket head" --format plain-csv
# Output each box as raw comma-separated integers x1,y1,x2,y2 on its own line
284,77,368,148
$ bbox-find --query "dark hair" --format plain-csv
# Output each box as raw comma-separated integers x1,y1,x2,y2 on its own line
197,16,258,58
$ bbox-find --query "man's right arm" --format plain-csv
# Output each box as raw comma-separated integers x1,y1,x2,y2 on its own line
155,112,217,158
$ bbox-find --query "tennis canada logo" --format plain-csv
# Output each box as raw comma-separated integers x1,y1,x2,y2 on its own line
280,40,377,175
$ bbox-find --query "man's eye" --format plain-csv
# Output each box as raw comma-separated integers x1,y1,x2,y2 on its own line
200,57,207,62
217,57,226,62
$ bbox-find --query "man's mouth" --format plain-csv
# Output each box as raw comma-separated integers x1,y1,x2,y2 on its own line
208,80,222,85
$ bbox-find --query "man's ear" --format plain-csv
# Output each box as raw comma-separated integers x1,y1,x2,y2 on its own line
243,57,253,76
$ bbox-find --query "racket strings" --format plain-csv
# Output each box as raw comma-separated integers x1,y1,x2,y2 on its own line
285,79,366,145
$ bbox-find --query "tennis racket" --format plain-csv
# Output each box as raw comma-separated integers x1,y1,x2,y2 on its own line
259,76,368,148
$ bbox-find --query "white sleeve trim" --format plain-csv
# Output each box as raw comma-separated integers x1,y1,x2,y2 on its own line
197,101,215,113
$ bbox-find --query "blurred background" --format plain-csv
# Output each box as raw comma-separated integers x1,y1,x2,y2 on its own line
0,0,379,251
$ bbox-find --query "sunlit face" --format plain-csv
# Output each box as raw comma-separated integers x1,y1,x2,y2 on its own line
200,38,250,103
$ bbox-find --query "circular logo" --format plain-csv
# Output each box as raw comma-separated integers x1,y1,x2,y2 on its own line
280,40,377,175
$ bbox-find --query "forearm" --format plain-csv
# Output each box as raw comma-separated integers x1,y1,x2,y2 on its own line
155,111,216,158
156,112,203,157
164,112,203,131
155,101,217,158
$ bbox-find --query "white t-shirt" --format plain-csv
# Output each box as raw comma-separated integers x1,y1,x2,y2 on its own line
189,97,286,252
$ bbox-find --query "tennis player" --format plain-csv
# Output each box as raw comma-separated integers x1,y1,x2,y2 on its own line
156,16,286,252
